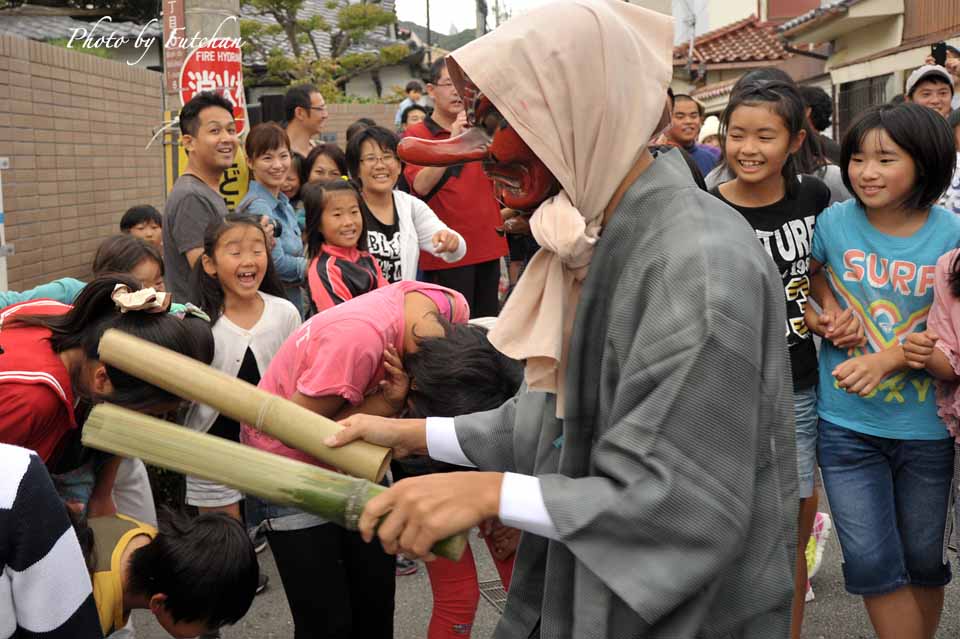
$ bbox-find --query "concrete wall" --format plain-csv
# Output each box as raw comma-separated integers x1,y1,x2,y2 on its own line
346,64,423,101
0,33,165,291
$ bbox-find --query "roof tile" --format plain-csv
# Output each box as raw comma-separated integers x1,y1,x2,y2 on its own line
674,15,788,66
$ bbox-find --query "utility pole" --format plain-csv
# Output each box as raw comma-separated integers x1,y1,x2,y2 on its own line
476,0,488,38
163,0,241,111
426,0,432,65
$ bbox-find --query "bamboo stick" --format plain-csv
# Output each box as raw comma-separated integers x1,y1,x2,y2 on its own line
83,403,467,561
98,329,390,482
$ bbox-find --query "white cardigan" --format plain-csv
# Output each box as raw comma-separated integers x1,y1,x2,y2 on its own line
390,190,467,281
183,292,301,434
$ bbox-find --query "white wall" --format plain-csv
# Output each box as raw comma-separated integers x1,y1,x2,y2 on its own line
345,63,422,99
672,0,757,45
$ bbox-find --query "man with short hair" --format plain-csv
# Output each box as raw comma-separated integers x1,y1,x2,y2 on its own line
799,85,841,165
394,80,426,127
666,94,721,174
163,91,237,302
906,64,954,118
925,44,960,111
284,84,327,157
402,58,507,318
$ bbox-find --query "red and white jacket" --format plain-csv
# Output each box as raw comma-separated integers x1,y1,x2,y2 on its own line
0,300,77,461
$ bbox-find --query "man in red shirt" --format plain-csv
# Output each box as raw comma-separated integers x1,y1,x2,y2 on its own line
403,57,507,318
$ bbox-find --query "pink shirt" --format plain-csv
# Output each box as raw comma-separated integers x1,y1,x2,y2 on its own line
928,248,960,440
241,280,469,466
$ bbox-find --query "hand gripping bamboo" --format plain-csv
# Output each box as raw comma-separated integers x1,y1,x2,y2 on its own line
82,403,467,561
97,329,391,482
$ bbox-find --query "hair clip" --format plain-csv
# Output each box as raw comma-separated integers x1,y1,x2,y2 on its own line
112,284,172,314
172,303,212,323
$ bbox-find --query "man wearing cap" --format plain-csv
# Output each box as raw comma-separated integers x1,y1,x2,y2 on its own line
925,45,960,111
328,1,798,637
906,64,955,118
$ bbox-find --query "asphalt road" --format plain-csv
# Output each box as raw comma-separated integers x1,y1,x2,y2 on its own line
133,526,960,639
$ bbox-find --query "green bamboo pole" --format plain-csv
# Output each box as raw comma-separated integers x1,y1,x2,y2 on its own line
97,329,391,482
83,403,466,561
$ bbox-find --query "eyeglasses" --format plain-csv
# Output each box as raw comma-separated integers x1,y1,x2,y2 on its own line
307,105,328,113
360,153,399,166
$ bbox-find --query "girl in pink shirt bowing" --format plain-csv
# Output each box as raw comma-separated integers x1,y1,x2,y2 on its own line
242,280,507,638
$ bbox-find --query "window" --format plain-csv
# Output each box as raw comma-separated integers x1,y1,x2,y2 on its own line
837,74,891,140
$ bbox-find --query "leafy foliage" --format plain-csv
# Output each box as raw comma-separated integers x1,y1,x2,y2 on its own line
240,0,412,101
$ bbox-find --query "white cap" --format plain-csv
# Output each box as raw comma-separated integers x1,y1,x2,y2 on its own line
905,65,954,97
699,114,720,142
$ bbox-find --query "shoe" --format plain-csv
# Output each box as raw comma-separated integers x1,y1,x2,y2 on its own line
249,527,268,554
395,555,418,576
255,573,269,595
806,512,832,580
805,580,815,603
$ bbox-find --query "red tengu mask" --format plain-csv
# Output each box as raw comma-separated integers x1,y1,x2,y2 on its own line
397,81,560,211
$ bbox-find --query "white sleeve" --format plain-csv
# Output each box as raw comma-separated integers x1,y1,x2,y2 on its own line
424,417,475,467
499,472,560,540
408,194,467,262
424,418,559,539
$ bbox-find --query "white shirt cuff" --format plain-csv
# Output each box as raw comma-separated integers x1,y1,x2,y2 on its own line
424,417,475,467
498,472,559,540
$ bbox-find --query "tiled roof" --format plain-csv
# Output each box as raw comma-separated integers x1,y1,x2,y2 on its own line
673,15,788,66
0,15,161,41
241,0,406,66
778,0,859,34
691,78,738,100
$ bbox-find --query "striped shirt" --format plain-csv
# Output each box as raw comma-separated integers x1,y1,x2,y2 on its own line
0,444,102,638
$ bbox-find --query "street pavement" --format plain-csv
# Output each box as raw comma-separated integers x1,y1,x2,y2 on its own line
134,525,960,638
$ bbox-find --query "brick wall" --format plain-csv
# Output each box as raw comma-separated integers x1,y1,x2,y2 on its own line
0,34,165,291
322,102,399,147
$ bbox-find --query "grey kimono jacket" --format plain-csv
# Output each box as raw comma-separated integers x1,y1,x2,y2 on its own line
454,151,798,638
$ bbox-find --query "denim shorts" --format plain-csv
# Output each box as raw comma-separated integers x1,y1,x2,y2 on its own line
793,386,818,499
818,418,954,595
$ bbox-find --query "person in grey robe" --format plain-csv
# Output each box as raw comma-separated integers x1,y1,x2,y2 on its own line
328,1,799,637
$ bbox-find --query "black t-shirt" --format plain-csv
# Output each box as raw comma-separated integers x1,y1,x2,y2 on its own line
362,200,402,283
209,347,260,442
711,176,831,390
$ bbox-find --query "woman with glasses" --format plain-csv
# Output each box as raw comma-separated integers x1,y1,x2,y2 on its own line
345,125,466,284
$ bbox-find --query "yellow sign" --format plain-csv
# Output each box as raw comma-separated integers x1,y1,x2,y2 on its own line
163,110,249,211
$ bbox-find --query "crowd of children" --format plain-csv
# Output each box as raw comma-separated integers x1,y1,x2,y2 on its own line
3,23,960,639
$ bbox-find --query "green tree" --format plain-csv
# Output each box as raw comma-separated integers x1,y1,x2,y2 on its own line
240,0,409,101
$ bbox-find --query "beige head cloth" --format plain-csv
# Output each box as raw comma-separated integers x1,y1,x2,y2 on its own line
447,0,673,417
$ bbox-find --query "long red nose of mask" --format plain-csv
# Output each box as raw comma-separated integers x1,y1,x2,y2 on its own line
398,127,492,167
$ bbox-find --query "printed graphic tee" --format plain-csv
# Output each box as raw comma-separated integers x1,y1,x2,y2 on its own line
362,201,402,284
811,200,960,439
712,176,831,390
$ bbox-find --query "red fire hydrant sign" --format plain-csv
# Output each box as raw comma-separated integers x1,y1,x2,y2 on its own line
179,40,247,135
